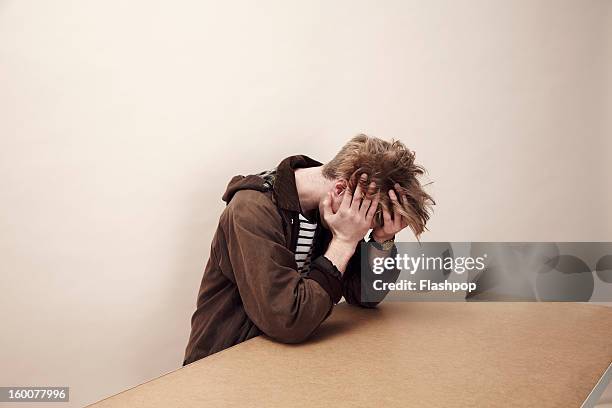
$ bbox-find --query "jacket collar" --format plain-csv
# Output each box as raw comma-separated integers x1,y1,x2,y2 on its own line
273,155,323,212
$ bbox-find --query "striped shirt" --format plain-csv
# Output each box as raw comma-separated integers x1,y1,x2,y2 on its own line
256,168,318,276
295,213,317,276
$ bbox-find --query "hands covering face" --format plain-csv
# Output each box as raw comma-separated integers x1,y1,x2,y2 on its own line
321,173,379,246
321,174,409,246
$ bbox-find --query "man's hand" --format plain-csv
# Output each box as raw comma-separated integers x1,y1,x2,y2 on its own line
371,183,409,243
322,173,379,247
321,174,379,272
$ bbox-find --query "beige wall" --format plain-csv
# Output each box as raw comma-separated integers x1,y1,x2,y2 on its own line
0,1,610,406
601,4,612,405
605,0,612,241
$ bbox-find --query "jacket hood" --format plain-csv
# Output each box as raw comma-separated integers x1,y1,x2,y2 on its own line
221,174,271,204
221,155,323,207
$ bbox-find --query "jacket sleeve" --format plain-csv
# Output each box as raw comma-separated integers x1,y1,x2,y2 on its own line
342,239,400,308
219,190,340,344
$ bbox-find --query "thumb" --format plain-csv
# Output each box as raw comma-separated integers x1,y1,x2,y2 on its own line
321,191,333,218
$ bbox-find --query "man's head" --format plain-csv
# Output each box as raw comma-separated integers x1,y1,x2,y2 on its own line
321,134,434,237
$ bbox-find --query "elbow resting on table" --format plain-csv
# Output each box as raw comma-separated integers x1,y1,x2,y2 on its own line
262,323,314,344
256,305,325,344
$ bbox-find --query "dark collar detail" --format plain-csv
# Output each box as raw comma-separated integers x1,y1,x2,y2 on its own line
273,155,323,212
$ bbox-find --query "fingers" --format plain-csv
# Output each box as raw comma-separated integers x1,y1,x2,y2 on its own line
339,181,353,211
394,183,410,230
388,188,399,206
395,183,409,210
359,181,377,216
321,191,333,216
395,183,408,206
388,189,403,229
382,203,392,227
351,173,367,211
366,191,380,220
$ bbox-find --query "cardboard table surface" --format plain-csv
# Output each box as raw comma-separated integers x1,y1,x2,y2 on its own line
90,302,612,407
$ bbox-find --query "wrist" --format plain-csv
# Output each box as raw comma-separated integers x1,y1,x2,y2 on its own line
369,232,395,251
325,238,358,273
330,237,358,252
372,231,394,243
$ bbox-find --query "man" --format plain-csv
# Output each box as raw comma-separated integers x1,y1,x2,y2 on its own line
183,134,434,365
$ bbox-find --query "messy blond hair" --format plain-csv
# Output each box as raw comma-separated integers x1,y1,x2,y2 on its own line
322,134,434,237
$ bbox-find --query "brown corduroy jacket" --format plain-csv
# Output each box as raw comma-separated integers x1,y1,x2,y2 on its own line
184,155,398,365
